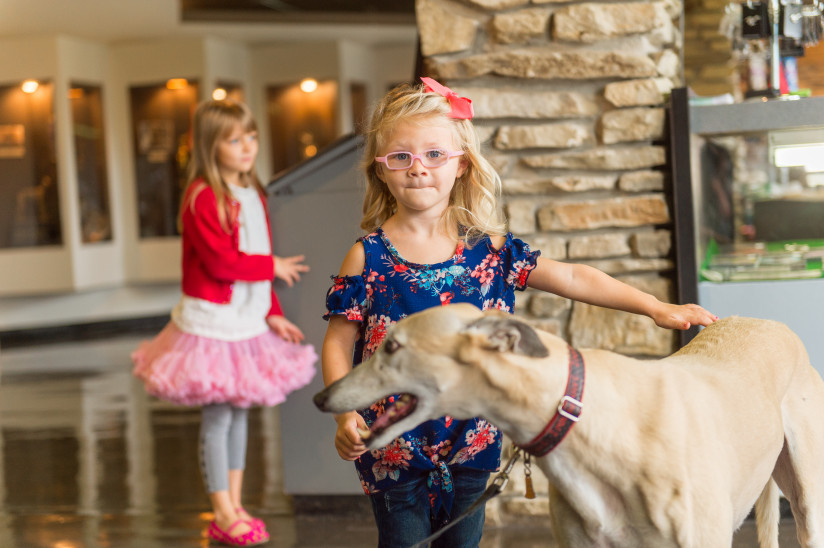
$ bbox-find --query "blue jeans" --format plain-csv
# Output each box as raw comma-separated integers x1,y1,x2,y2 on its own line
368,468,491,548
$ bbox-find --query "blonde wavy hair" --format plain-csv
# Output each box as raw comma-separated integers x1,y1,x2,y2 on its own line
361,81,505,245
179,99,263,233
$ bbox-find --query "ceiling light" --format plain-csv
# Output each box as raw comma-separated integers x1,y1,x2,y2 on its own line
22,80,39,93
300,78,318,93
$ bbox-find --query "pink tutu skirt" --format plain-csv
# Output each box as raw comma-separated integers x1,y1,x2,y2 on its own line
132,322,317,408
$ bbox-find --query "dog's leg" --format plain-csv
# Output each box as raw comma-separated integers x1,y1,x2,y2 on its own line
754,478,780,548
548,485,600,548
773,364,824,548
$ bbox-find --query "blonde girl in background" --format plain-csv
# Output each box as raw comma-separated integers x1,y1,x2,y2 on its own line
321,78,717,548
133,99,317,547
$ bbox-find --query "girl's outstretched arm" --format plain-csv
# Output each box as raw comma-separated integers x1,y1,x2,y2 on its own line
526,256,717,330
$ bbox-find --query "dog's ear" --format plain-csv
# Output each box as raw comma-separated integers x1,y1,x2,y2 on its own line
465,314,549,358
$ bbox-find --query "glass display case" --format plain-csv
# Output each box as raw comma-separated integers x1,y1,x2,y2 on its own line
670,88,824,375
0,80,60,249
266,79,338,174
70,83,112,244
129,80,199,238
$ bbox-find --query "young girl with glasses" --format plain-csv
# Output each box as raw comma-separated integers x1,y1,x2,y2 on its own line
133,99,317,547
321,78,717,548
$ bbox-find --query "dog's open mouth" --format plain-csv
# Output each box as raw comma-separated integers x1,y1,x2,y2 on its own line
359,393,418,440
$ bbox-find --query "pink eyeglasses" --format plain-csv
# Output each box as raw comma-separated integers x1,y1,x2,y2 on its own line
375,149,464,170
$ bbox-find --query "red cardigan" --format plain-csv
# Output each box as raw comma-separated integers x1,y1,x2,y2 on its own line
180,181,283,317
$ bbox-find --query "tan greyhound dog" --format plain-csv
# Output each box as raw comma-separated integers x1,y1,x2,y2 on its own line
314,303,824,548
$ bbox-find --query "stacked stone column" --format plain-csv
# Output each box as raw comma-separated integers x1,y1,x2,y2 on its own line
683,0,738,98
415,0,686,524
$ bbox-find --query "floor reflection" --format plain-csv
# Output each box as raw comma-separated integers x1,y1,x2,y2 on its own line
0,336,296,547
0,336,802,547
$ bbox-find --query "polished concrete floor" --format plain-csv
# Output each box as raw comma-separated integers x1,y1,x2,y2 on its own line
0,335,803,547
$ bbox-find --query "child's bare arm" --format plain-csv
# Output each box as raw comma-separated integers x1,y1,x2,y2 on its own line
323,317,368,460
322,242,366,387
322,317,359,386
527,256,717,330
321,241,369,461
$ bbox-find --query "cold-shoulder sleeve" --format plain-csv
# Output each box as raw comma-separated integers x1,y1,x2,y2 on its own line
323,275,367,321
501,233,541,290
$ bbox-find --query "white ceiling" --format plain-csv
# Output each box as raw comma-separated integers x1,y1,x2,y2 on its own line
0,0,418,45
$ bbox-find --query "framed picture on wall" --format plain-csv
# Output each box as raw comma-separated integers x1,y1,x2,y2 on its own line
0,124,25,158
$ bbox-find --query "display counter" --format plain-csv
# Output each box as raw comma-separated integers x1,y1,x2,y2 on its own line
669,89,824,376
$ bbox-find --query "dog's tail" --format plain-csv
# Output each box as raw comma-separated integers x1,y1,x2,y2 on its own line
754,478,780,548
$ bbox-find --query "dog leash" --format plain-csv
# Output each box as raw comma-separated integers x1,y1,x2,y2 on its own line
408,448,524,548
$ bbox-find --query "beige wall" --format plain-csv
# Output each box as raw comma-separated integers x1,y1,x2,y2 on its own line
0,34,415,329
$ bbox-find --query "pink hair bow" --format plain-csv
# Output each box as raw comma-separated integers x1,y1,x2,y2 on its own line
421,77,474,120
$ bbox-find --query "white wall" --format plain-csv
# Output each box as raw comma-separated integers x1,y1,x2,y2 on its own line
0,33,415,331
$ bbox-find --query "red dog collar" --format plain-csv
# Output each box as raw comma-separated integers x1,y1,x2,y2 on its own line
515,346,585,457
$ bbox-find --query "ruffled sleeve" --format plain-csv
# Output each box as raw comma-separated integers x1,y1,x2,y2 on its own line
500,233,541,291
323,275,367,322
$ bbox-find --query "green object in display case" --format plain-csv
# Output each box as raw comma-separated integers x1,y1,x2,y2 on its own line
700,238,824,282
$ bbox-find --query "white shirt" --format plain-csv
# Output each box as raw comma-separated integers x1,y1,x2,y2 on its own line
172,183,272,341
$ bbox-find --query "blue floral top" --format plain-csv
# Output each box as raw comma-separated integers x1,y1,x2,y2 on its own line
324,227,540,520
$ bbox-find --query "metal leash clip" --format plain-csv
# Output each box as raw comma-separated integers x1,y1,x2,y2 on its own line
491,446,522,492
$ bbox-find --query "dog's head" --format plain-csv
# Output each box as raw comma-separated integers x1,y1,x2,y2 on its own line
313,303,549,449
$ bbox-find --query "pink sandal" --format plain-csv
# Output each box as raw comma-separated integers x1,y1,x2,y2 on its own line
236,507,266,531
208,519,269,546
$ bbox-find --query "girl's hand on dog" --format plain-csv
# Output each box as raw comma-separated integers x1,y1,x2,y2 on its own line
652,302,719,330
334,411,368,460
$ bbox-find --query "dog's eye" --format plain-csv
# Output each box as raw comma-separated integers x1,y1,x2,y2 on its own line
384,339,401,354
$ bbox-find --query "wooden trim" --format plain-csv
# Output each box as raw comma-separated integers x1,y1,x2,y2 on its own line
668,87,700,347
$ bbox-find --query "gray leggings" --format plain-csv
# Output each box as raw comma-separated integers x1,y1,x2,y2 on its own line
199,403,248,493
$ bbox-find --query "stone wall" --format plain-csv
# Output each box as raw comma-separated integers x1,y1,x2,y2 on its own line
683,0,738,97
415,0,686,528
